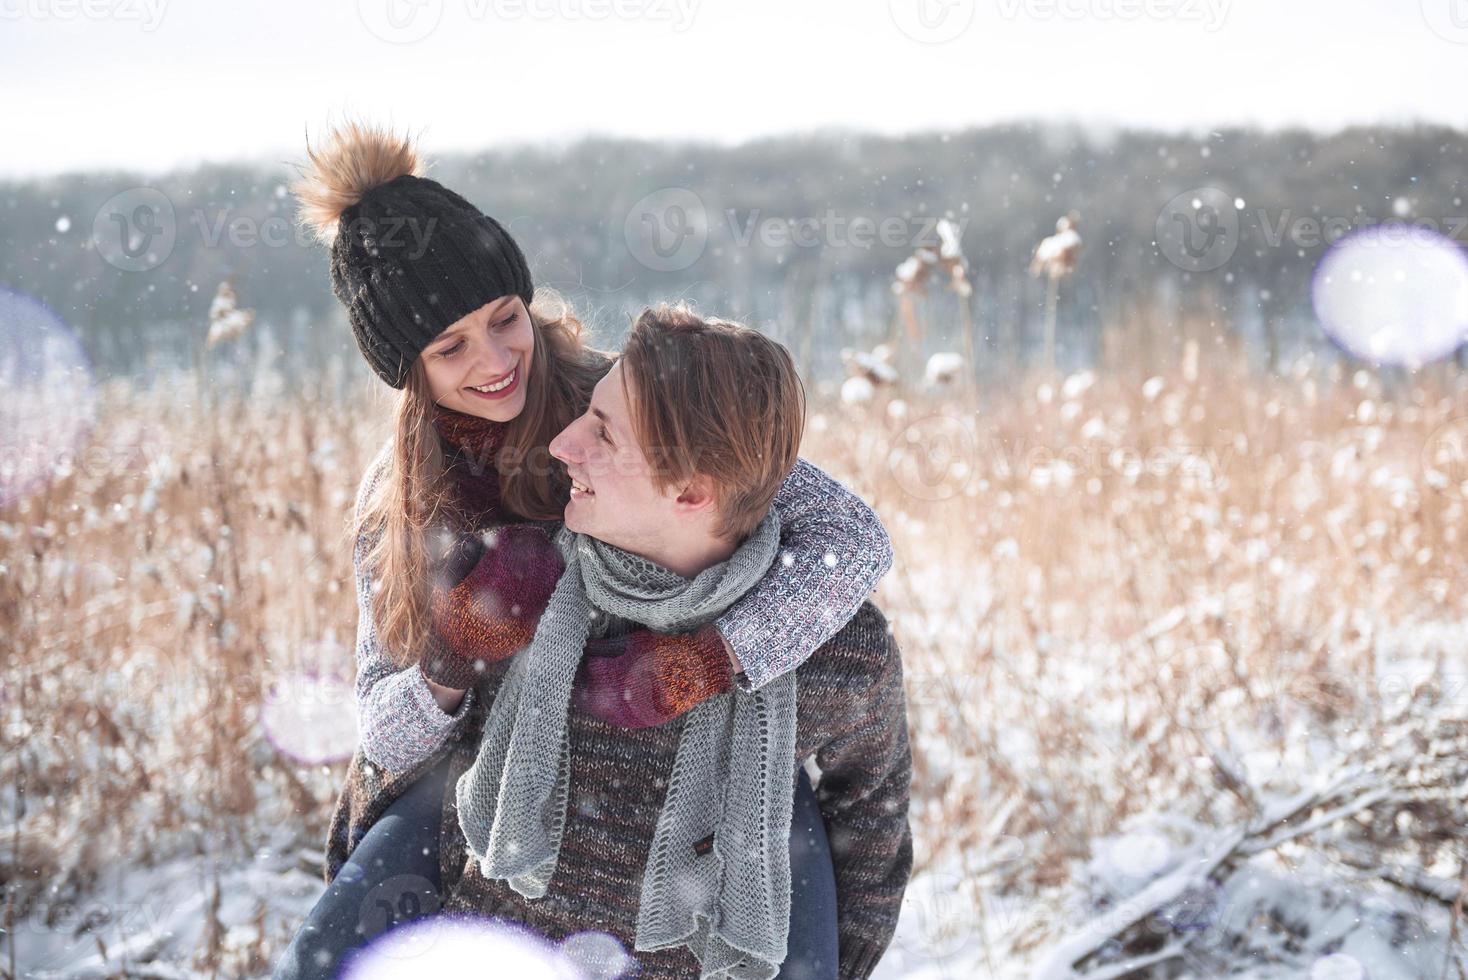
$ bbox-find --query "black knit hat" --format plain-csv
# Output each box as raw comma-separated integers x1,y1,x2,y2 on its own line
328,175,534,388
294,122,534,389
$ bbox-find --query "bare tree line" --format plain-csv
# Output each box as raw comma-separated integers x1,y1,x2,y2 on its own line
2,121,1463,385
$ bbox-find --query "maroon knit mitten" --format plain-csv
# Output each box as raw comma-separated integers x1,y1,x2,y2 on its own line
571,622,734,729
420,524,565,689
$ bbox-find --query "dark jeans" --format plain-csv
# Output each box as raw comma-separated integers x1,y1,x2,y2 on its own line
783,764,841,980
273,759,838,980
272,756,455,980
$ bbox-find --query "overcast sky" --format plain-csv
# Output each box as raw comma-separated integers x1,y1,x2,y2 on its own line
3,0,1465,178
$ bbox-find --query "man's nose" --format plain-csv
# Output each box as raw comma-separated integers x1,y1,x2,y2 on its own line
549,427,579,464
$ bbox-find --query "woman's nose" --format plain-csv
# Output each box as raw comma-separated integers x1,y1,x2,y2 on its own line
472,338,515,377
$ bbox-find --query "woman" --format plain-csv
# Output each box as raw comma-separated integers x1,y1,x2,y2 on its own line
272,121,893,979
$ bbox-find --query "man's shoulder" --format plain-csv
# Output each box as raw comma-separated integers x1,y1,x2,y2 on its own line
796,600,900,689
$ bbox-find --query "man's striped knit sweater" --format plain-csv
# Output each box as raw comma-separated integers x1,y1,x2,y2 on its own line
326,599,912,980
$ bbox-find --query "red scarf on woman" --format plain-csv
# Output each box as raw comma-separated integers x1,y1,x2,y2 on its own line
431,403,509,528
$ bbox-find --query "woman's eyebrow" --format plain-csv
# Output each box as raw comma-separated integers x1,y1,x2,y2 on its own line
434,303,510,349
431,327,465,350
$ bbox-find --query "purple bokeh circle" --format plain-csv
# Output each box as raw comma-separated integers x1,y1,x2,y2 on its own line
0,288,97,508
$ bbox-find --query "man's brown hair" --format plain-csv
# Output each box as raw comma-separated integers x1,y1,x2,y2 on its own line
619,303,805,542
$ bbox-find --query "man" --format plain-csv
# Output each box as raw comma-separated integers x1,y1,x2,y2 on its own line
441,304,913,980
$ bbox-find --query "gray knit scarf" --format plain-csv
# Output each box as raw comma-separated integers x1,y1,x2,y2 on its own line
454,512,797,980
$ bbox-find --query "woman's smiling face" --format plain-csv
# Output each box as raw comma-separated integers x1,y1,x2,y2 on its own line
421,296,534,421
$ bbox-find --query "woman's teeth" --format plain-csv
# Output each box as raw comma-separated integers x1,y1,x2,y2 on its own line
468,369,516,393
571,479,594,496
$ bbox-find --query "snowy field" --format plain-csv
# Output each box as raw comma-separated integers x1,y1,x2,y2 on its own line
4,331,1468,978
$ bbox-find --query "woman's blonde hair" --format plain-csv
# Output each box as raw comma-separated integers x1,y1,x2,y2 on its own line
356,290,611,668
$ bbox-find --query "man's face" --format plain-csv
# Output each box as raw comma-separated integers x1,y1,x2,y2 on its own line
548,361,684,553
420,296,533,422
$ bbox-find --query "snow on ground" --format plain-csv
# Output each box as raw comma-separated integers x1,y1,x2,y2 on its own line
13,836,321,977
12,839,1462,978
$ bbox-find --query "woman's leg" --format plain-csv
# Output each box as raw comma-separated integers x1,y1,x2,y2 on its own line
273,755,455,980
778,764,839,980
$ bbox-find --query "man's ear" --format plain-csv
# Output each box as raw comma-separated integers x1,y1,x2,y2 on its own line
673,473,718,516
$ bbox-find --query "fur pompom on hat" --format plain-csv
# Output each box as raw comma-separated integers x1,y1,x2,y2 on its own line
291,119,534,388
